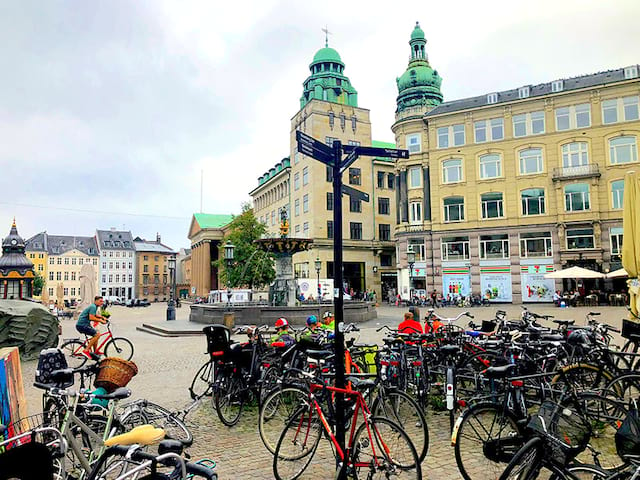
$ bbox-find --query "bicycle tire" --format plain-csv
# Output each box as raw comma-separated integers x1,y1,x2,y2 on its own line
258,386,309,455
602,372,640,404
104,337,135,361
498,437,543,480
551,363,616,393
371,389,429,463
350,416,421,479
550,463,610,480
190,361,214,400
258,365,281,406
119,400,193,446
60,339,88,368
453,402,523,480
215,373,244,427
272,406,322,480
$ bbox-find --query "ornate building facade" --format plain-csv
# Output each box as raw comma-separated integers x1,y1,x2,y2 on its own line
0,220,35,299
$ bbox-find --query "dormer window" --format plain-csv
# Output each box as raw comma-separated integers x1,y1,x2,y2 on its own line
624,65,639,79
518,86,530,99
487,93,498,104
551,80,564,93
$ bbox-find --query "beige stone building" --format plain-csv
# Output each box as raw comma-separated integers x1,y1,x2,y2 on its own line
133,235,174,301
188,214,233,297
251,42,398,299
393,33,639,302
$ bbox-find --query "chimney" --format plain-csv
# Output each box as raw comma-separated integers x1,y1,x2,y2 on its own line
156,232,161,243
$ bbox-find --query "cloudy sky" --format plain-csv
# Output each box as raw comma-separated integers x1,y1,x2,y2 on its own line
1,0,639,250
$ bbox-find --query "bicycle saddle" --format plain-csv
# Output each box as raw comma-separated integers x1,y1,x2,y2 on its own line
158,439,184,456
440,345,460,355
104,424,165,447
93,387,131,401
306,350,333,359
346,376,376,390
483,364,516,379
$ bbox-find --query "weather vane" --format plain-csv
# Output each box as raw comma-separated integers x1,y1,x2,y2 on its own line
322,25,331,47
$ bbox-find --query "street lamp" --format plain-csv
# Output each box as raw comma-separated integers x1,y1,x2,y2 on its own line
166,254,176,321
407,247,416,304
224,241,235,309
314,257,322,303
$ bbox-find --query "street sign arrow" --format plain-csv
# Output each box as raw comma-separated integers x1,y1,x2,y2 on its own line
341,184,370,203
296,130,334,165
340,149,359,171
352,146,409,159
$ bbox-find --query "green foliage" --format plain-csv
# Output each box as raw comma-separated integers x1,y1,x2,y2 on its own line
429,394,446,411
33,272,45,296
215,204,275,289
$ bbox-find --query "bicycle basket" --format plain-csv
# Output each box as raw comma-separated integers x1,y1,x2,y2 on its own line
0,413,55,450
34,348,73,389
615,399,640,459
203,325,232,356
527,400,591,465
94,357,138,393
622,319,640,340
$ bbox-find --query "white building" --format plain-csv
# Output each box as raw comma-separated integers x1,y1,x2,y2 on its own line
96,228,136,300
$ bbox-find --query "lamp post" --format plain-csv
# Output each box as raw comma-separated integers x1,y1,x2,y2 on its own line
407,247,416,305
166,254,176,321
224,241,235,309
314,257,322,303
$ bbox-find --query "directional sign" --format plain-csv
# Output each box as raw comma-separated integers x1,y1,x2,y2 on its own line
355,146,409,159
296,131,334,165
340,149,359,171
342,184,370,203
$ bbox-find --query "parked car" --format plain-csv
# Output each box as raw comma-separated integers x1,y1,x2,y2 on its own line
126,298,151,307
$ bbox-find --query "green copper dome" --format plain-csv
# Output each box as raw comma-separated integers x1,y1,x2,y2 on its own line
396,22,443,114
312,47,343,65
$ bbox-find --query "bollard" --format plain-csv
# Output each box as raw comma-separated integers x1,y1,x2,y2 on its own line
223,312,235,329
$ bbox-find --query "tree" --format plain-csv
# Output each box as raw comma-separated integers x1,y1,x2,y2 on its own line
33,272,45,296
214,204,275,289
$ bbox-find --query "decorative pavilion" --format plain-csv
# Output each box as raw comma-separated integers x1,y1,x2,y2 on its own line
0,219,35,299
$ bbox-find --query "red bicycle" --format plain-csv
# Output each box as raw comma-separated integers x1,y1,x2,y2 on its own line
272,371,421,479
60,320,134,367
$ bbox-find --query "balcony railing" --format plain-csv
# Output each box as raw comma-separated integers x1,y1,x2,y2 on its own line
552,163,601,181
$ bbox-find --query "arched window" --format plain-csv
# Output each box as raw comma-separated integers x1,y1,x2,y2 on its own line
442,159,463,183
479,154,502,179
561,142,589,167
519,148,543,175
611,180,624,209
609,136,638,164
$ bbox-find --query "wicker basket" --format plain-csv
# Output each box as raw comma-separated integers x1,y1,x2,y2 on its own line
95,357,138,393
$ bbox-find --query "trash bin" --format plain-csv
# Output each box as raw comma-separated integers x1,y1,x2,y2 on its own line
223,312,235,329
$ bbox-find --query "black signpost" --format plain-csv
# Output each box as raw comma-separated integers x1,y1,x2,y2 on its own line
296,131,408,476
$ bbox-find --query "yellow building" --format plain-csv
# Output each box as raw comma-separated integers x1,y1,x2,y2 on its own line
133,235,174,302
251,41,398,299
25,232,48,300
393,37,639,302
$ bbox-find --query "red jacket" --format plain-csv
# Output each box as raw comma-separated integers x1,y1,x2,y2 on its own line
398,319,423,335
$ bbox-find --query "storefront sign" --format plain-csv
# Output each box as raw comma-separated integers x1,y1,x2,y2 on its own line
442,268,471,297
521,273,555,302
480,267,512,302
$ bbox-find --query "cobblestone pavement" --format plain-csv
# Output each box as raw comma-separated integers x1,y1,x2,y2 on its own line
19,303,630,479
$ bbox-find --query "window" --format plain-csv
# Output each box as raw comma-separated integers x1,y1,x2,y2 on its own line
442,159,463,183
379,224,391,241
378,197,390,215
409,166,422,188
377,171,385,188
71,288,76,296
115,262,120,270
513,111,545,137
519,232,552,258
271,210,276,225
441,236,470,261
603,96,640,123
480,234,509,259
57,258,62,264
49,272,54,281
564,183,590,211
349,197,362,213
443,197,464,222
521,188,546,215
562,142,589,167
49,258,54,265
325,136,339,146
56,272,61,280
380,254,392,267
350,222,362,240
115,274,120,283
518,86,530,99
71,272,76,281
303,222,309,236
387,174,395,189
326,192,333,210
64,272,69,281
610,136,638,164
48,288,54,296
303,194,309,213
407,133,421,153
474,117,504,143
410,202,422,224
551,80,563,92
294,263,309,279
143,265,148,273
474,120,486,143
294,152,300,164
567,228,595,249
327,221,334,239
102,262,106,269
302,167,309,185
326,166,333,182
481,192,504,219
129,274,133,282
295,225,300,234
611,227,624,255
624,66,639,79
79,258,83,265
555,104,591,130
109,262,113,269
63,288,68,296
408,239,425,261
71,257,76,265
143,255,148,261
349,168,361,185
64,258,69,265
294,172,300,190
437,124,465,148
479,154,502,179
154,265,159,273
487,93,498,104
612,180,624,209
294,199,300,216
108,274,113,282
519,148,544,175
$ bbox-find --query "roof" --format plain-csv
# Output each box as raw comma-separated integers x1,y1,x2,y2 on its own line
312,47,343,65
47,235,99,256
25,232,47,252
372,140,398,162
426,66,639,117
96,229,135,251
193,214,234,229
134,239,175,254
410,22,425,41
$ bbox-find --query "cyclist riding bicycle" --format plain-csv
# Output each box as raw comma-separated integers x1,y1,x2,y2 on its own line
301,315,322,342
76,295,108,355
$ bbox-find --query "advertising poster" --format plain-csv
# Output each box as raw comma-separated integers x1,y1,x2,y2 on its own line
0,347,27,439
480,267,512,302
442,268,471,298
520,265,555,302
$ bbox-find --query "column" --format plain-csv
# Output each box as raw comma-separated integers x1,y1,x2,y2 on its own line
202,241,211,295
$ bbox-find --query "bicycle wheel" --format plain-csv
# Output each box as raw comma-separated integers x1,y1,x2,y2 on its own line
350,416,421,479
259,366,281,406
549,463,610,480
551,363,616,393
272,406,322,480
104,337,134,361
60,339,88,368
603,372,640,404
43,395,67,430
259,386,309,455
498,437,543,480
120,400,193,446
453,402,523,480
371,389,428,463
189,361,214,400
215,373,244,427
